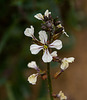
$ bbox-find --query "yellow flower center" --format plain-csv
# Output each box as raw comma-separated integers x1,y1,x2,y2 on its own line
57,24,62,28
44,45,48,50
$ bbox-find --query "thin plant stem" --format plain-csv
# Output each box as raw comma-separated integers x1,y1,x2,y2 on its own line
47,63,54,100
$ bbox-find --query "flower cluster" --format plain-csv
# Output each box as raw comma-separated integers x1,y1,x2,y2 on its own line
24,10,70,63
24,10,75,100
24,9,75,81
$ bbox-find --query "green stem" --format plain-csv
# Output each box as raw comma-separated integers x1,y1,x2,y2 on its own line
47,63,54,100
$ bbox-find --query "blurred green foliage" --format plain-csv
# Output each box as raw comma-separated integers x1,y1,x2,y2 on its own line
0,0,86,100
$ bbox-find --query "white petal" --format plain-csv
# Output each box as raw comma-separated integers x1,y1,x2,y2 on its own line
44,10,51,17
28,61,38,70
51,51,57,57
66,57,75,63
63,29,69,37
49,40,62,50
42,49,52,63
60,62,69,70
34,13,44,20
30,44,43,54
39,31,48,44
28,73,38,85
24,26,34,38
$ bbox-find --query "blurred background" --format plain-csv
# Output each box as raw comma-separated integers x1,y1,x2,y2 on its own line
0,0,87,100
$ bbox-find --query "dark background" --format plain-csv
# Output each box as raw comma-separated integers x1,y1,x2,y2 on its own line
0,0,87,100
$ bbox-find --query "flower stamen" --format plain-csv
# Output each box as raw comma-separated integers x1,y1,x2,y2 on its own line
57,24,62,28
44,45,48,50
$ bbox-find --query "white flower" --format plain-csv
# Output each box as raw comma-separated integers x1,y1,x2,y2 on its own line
28,73,38,85
34,13,44,20
51,51,57,57
44,10,51,17
34,10,51,20
28,61,38,70
30,31,62,63
58,91,67,100
24,26,34,38
60,57,75,70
